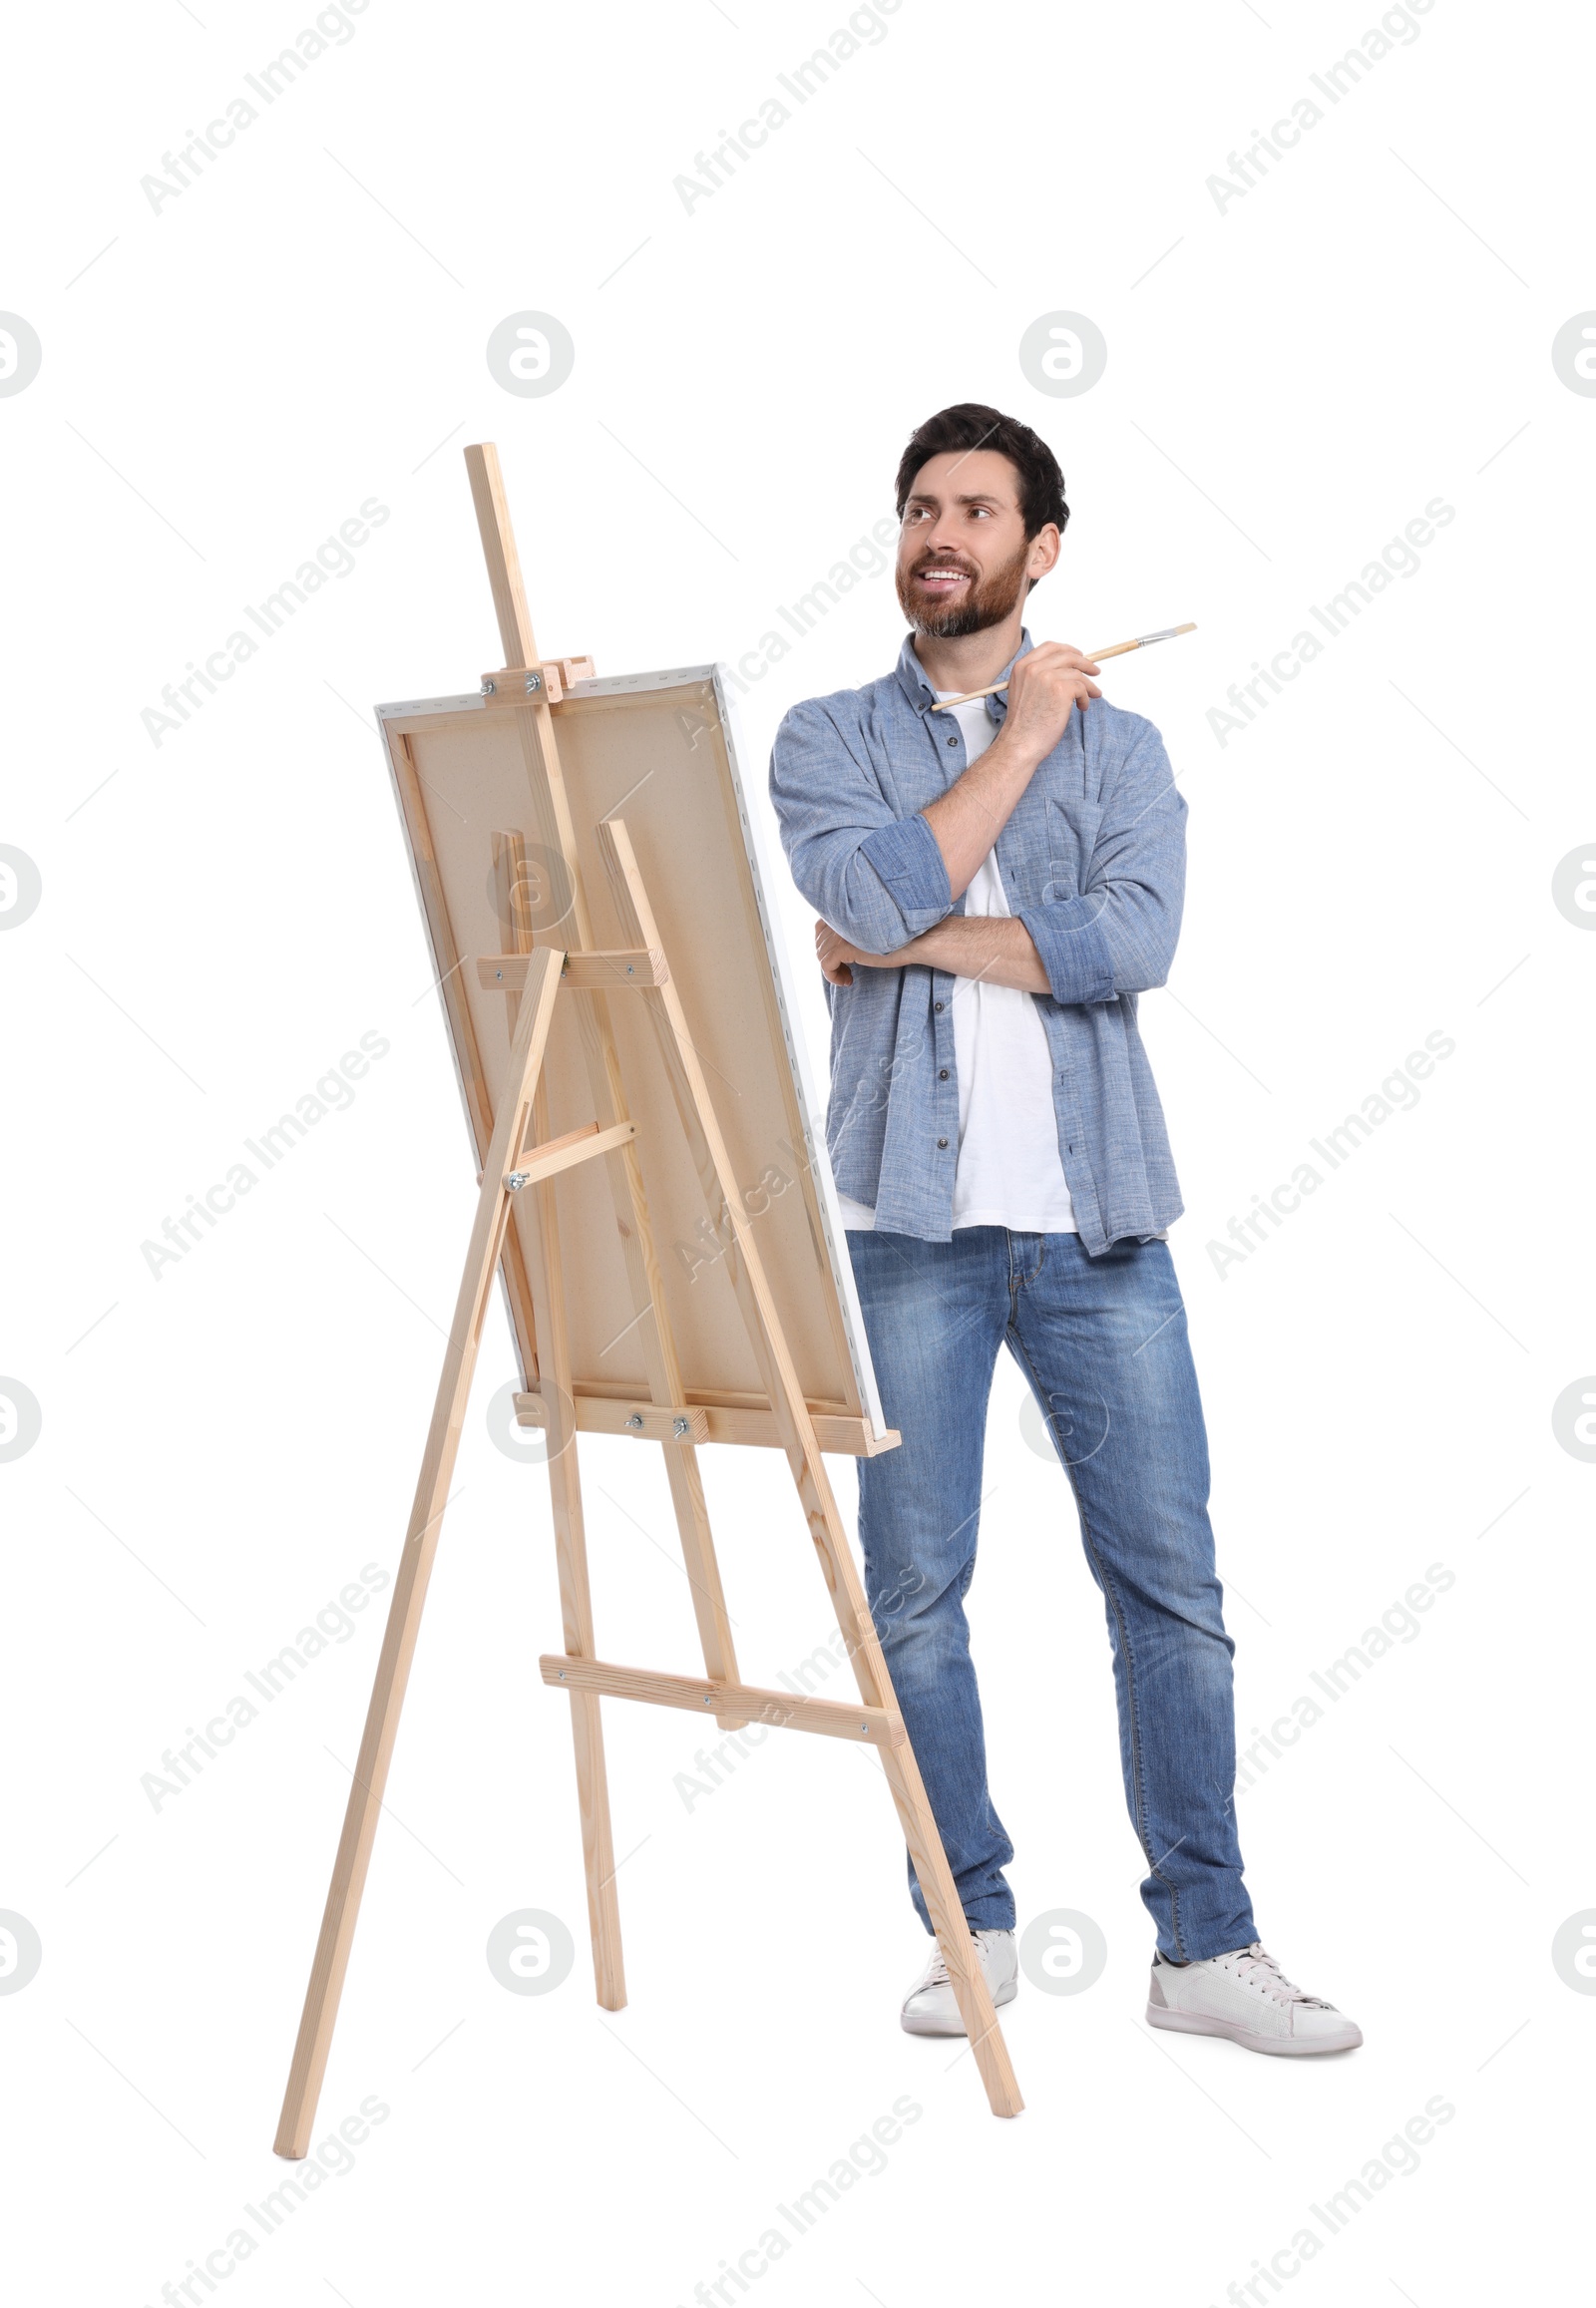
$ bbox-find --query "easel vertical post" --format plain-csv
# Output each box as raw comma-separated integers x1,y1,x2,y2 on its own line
465,442,538,668
470,443,745,1729
493,828,627,2015
517,1071,627,2012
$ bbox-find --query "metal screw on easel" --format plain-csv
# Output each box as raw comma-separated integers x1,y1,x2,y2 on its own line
671,1417,690,1438
524,671,543,695
624,1413,644,1429
505,1167,534,1192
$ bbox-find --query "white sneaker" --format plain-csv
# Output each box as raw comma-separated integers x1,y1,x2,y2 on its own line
900,1928,1018,2037
1147,1941,1362,2056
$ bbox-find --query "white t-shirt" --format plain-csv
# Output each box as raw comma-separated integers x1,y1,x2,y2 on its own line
836,691,1077,1234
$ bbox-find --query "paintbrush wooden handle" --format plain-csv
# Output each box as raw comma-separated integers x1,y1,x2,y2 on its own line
928,622,1196,710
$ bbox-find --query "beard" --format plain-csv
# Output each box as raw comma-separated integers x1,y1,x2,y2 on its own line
895,537,1032,638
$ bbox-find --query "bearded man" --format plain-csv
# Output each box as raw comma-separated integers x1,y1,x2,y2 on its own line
767,403,1361,2059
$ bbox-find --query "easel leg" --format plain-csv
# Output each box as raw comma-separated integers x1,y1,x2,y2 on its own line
598,823,1023,2117
491,827,626,2004
798,1458,1023,2117
522,1070,626,2011
877,1723,1018,2087
273,952,566,2158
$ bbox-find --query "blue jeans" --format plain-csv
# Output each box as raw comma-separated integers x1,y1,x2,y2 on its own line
848,1227,1256,1962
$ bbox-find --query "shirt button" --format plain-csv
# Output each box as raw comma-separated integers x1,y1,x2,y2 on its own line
939,1067,949,1079
934,1000,945,1012
947,733,957,747
937,1137,949,1149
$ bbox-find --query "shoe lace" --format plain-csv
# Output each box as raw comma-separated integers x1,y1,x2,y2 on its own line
917,1945,952,1991
1227,1943,1333,2009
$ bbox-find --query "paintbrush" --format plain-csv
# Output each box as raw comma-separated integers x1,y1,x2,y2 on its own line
928,621,1197,711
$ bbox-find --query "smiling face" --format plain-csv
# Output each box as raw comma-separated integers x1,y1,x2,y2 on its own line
894,447,1060,638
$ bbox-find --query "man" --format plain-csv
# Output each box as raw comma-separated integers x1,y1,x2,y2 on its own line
768,404,1360,2058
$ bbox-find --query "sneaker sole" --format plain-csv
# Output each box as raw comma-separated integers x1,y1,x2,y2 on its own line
901,1978,1018,2039
1145,2002,1363,2056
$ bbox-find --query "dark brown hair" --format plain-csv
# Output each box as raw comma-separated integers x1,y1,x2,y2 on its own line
894,403,1069,540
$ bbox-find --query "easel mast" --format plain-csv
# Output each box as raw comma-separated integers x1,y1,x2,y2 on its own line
272,450,1021,2157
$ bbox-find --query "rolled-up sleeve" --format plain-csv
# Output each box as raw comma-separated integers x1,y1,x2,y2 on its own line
1017,720,1186,1007
769,700,953,954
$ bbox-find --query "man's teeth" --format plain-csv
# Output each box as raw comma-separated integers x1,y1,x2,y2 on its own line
921,569,969,580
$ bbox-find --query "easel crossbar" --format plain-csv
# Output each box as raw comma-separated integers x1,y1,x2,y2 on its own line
516,1388,898,1457
504,1116,635,1190
479,949,667,991
539,1655,906,1745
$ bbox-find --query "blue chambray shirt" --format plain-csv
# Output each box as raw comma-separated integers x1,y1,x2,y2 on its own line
768,630,1186,1253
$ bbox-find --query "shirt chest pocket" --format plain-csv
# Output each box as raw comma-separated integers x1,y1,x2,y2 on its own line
1040,796,1104,904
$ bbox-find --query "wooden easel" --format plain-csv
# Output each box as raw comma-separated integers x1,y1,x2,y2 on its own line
271,448,1021,2155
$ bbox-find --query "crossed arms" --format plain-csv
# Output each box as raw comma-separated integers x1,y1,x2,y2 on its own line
814,912,1048,992
771,665,1186,1009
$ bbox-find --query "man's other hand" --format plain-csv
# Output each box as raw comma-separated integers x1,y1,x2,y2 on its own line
817,919,866,985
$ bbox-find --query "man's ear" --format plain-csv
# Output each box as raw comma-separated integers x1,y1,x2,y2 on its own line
1026,523,1062,582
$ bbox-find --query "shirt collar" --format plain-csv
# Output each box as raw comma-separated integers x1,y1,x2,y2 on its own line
892,627,1034,723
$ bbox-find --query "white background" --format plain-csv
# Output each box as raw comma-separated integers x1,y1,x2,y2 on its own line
2,0,1592,2301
